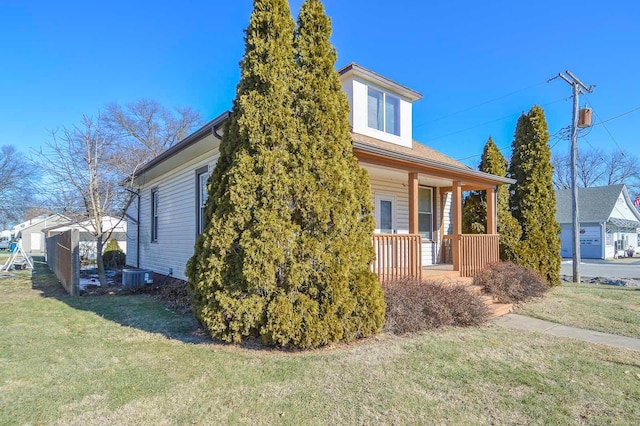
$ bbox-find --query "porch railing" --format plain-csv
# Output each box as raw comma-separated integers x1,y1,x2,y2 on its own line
372,234,422,283
442,234,500,277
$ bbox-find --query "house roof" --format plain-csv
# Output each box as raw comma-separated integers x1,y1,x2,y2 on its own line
608,217,640,229
556,184,640,227
13,214,69,233
41,216,127,235
352,132,515,186
132,111,230,181
338,63,423,102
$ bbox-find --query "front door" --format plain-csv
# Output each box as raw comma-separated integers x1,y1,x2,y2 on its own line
374,194,396,234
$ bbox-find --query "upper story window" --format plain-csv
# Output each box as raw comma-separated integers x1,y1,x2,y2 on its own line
151,188,159,242
196,166,209,235
368,87,400,136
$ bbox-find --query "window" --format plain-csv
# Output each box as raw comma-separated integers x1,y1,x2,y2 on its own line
151,189,159,242
374,194,396,233
367,87,400,136
196,166,209,235
418,187,433,239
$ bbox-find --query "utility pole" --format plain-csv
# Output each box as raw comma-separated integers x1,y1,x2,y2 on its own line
549,71,594,284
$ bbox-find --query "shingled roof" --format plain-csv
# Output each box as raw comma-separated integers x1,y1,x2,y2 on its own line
556,184,640,225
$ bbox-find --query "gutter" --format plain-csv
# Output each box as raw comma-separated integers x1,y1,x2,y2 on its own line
136,193,140,268
352,141,516,185
132,110,231,181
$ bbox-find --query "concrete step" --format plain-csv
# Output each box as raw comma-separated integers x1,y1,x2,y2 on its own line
487,303,513,319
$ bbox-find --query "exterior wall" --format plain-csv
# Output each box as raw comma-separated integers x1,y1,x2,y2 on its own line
126,198,139,267
560,222,604,259
341,76,413,148
369,174,409,234
132,150,218,281
606,226,638,258
612,193,640,221
18,216,68,255
368,171,447,266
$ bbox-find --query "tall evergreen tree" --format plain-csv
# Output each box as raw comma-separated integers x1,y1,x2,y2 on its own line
480,137,521,261
187,0,384,348
462,191,485,234
462,137,521,260
508,106,561,284
187,0,300,343
283,0,384,347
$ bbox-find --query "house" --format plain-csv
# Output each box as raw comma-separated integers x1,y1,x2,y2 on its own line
126,63,514,282
13,214,69,256
556,184,640,259
42,216,127,260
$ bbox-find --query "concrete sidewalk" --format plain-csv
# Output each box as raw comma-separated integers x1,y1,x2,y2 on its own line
493,313,640,351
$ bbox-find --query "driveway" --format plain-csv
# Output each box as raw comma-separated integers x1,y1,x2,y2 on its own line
561,257,640,279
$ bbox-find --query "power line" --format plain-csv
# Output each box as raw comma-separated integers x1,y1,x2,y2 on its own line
456,128,566,162
582,93,626,154
594,105,640,125
423,97,569,144
415,80,548,128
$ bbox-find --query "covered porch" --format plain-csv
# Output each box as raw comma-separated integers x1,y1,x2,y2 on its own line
353,137,514,283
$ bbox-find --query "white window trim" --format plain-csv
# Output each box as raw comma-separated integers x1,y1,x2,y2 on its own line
374,194,396,234
367,86,401,137
196,166,209,236
151,188,159,242
418,186,434,241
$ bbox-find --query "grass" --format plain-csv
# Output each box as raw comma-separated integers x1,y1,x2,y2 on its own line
1,261,639,424
516,282,640,339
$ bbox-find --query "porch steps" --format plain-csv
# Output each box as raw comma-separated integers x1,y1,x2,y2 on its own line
423,276,513,319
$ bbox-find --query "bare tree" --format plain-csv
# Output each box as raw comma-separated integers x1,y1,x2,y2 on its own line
22,207,55,222
0,145,39,228
102,98,202,163
33,116,136,286
553,148,640,196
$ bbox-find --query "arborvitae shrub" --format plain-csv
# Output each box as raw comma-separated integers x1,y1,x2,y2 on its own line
187,0,384,349
102,239,125,269
382,279,489,334
473,262,548,304
509,106,561,284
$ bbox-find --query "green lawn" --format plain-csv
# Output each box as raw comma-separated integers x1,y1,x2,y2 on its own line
1,261,639,425
516,282,640,339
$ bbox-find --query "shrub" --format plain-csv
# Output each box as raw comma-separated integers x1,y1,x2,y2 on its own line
473,262,548,304
186,0,385,348
102,239,125,269
382,278,489,335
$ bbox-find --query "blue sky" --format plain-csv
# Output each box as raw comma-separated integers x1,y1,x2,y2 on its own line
2,0,639,168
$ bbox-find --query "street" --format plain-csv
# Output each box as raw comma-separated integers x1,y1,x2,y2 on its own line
561,257,640,279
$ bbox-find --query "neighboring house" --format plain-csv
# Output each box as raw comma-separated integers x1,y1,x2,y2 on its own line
556,184,640,259
126,63,514,282
43,216,127,260
13,214,69,256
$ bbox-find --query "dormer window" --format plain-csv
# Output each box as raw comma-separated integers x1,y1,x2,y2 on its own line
367,88,400,136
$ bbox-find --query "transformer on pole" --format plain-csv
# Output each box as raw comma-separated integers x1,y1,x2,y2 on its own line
548,71,595,284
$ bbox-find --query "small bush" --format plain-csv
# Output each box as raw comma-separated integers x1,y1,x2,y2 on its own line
382,278,489,335
103,239,125,269
473,262,548,304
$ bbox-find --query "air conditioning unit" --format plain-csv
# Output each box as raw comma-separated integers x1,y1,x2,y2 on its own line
122,269,154,289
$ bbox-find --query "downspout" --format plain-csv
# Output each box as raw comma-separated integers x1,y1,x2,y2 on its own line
136,193,141,268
